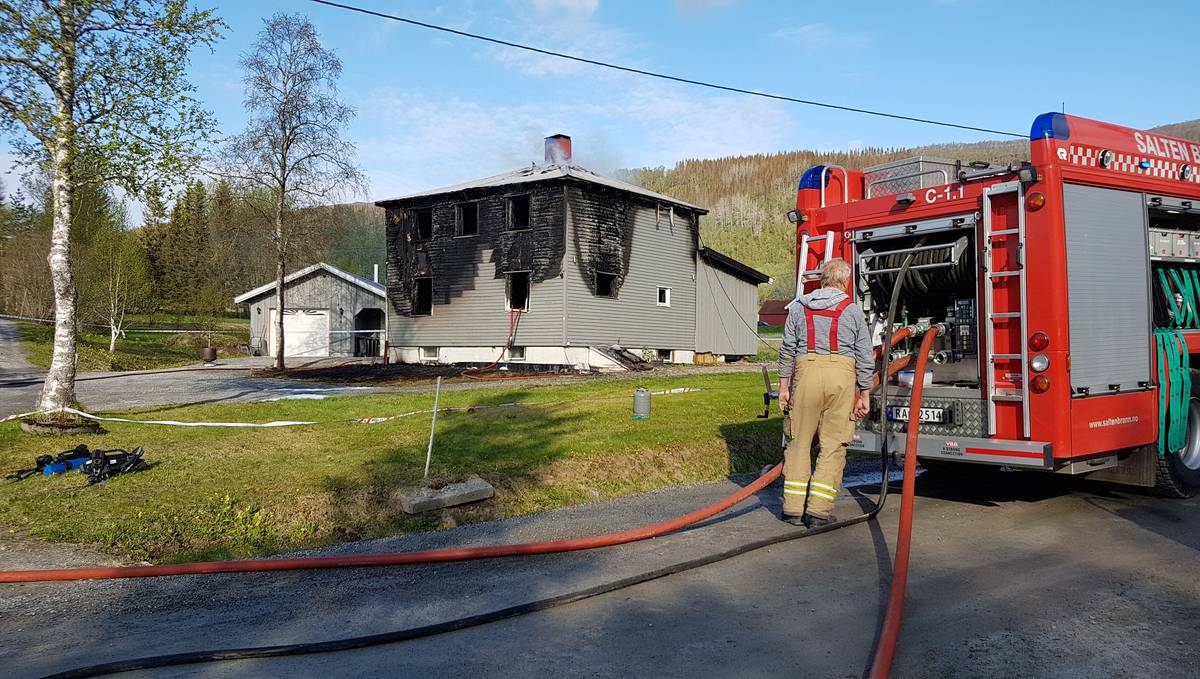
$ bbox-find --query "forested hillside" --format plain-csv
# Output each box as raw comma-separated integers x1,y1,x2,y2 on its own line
0,178,384,322
626,119,1200,300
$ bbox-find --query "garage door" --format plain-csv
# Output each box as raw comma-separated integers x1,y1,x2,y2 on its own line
268,309,330,357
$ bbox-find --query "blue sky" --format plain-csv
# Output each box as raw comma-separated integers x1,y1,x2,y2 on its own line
7,0,1200,210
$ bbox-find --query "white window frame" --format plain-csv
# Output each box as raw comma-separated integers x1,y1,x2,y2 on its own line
508,346,526,361
419,346,439,361
656,286,671,307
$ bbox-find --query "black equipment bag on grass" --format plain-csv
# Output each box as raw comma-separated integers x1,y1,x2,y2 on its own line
82,447,148,485
5,444,148,484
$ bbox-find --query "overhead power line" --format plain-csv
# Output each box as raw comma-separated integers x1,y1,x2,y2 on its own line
310,0,1025,139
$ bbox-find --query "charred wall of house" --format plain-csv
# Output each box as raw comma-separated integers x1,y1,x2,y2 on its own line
383,183,565,316
567,184,639,297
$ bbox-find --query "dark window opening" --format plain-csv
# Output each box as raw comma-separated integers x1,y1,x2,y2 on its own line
508,195,530,230
507,271,530,311
657,349,673,362
414,208,433,240
508,346,526,361
657,287,671,306
595,272,617,298
413,278,433,316
457,202,478,236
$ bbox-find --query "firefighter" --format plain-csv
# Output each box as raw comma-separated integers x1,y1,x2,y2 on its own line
777,258,872,528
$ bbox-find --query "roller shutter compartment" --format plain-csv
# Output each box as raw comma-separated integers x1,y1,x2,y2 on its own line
1062,184,1150,395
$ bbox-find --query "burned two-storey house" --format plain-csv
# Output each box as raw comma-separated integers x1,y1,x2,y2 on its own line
374,135,769,370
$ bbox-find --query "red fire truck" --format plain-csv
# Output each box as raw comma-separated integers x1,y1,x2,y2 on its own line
791,113,1200,496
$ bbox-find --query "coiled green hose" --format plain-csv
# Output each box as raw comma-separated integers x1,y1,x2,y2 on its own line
1154,328,1189,456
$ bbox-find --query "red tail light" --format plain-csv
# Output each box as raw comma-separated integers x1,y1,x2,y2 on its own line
1029,332,1050,351
1031,375,1051,393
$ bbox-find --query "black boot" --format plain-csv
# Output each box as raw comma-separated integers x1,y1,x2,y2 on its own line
781,512,806,526
803,513,837,528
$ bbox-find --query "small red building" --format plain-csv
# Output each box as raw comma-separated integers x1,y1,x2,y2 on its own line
758,300,789,327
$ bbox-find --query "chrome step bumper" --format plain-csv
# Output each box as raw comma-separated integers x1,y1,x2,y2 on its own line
850,430,1053,469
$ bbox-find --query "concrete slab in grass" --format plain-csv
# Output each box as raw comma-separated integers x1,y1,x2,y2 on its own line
396,474,496,514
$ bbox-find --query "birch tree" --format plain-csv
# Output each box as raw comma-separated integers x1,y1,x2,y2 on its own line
80,218,150,353
0,1,222,411
224,13,365,370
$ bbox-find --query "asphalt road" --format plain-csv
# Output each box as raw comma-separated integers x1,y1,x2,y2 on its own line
3,468,1199,678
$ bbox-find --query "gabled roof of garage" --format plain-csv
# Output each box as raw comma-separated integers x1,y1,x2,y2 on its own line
234,262,386,305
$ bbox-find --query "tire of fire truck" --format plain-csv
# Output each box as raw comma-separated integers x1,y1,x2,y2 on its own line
1153,369,1200,498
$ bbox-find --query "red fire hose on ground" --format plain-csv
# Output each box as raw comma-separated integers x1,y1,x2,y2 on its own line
10,331,940,679
868,325,940,679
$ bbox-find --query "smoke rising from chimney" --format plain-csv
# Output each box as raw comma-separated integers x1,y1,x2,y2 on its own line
545,134,572,165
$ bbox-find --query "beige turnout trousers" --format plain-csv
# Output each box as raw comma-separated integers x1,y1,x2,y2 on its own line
783,354,856,517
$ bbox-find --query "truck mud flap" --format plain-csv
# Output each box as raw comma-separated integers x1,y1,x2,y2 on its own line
851,430,1053,469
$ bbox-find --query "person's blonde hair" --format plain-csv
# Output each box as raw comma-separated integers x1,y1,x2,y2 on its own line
819,258,851,289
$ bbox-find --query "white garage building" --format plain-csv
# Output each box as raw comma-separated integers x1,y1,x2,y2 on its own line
234,262,387,358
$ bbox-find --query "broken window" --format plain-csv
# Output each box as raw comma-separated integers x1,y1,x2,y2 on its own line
457,202,478,236
595,272,617,298
412,278,433,316
508,346,526,361
414,208,433,240
507,271,530,311
657,349,673,362
657,287,671,307
508,194,530,230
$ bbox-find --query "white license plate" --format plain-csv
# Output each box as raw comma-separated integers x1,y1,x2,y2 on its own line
887,406,948,423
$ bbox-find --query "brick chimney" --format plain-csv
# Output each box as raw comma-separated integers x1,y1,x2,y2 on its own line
544,134,572,165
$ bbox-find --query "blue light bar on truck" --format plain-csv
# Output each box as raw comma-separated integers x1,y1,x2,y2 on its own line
1030,112,1070,140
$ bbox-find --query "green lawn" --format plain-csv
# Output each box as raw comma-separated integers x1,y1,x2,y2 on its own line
753,335,782,363
0,372,784,563
123,313,249,331
17,321,248,372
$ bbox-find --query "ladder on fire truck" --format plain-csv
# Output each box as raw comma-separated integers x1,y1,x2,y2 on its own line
790,165,847,304
790,231,834,304
982,181,1031,438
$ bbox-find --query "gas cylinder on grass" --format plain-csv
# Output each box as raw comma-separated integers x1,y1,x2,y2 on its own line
632,387,651,420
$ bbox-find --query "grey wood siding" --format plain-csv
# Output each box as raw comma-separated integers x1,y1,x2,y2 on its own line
246,269,385,356
387,249,565,346
695,259,759,355
565,185,698,348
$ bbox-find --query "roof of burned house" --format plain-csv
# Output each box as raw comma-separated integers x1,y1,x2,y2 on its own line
374,163,707,213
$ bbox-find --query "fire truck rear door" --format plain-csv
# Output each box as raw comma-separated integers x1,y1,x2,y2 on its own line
1062,183,1152,396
